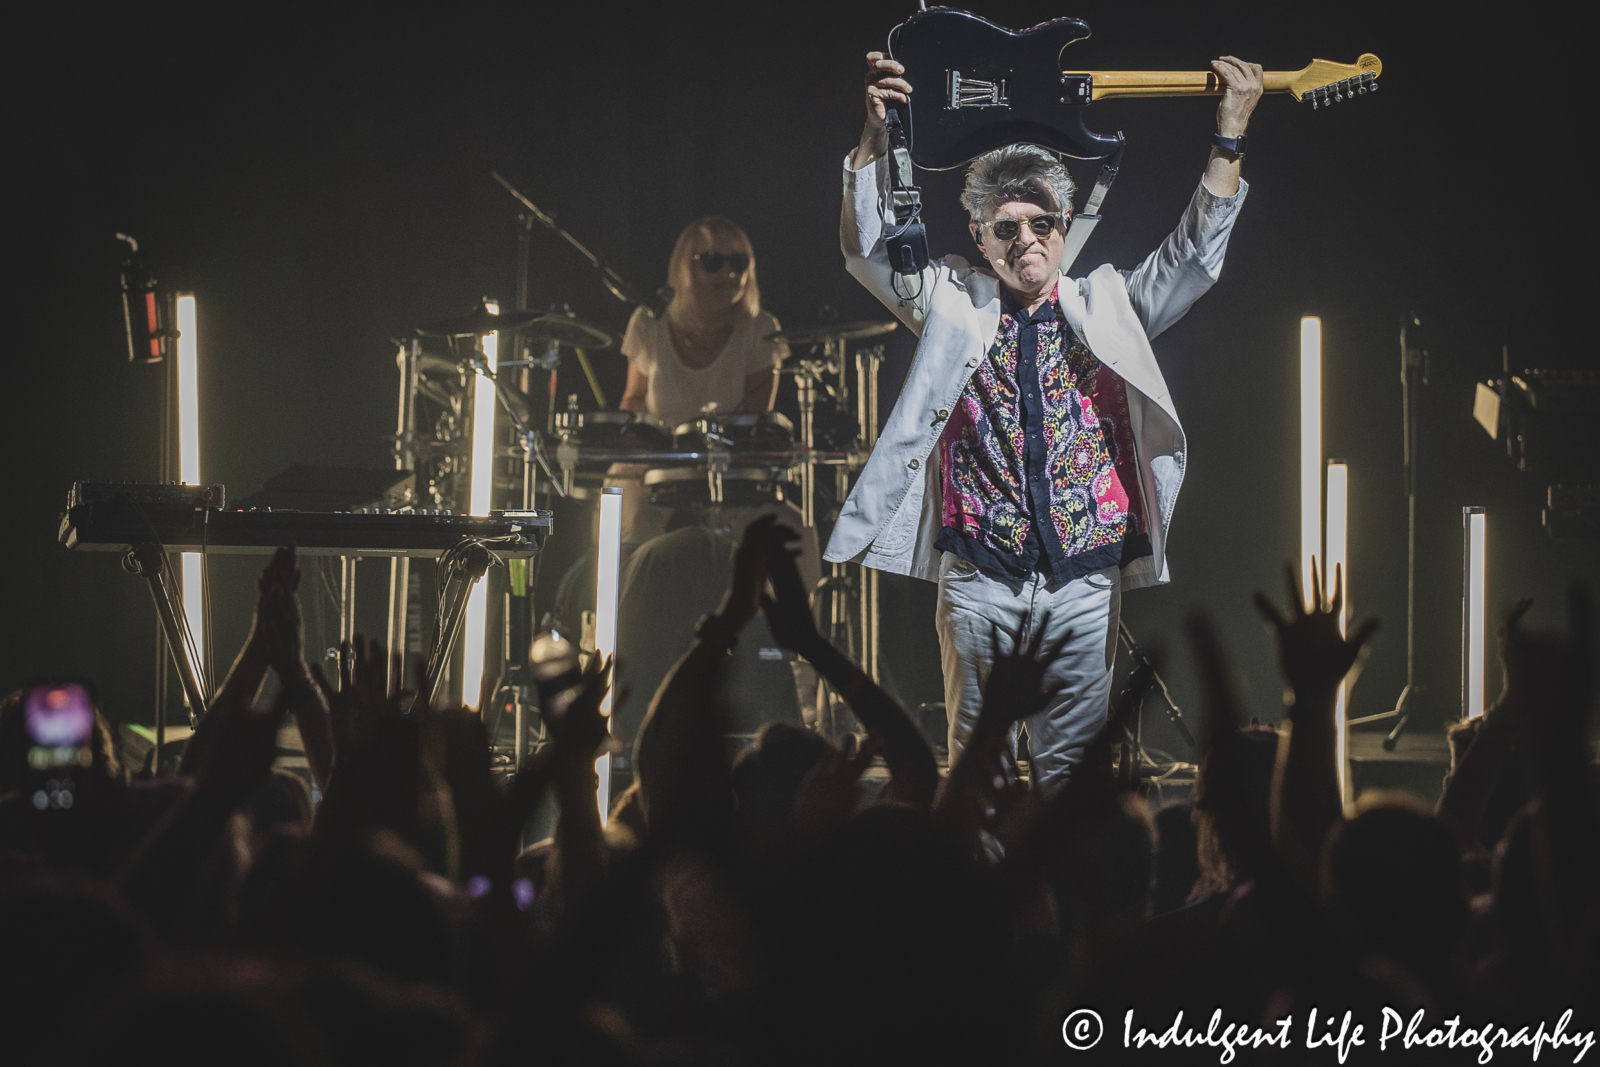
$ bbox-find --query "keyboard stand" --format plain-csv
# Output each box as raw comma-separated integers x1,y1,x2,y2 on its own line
126,542,209,770
422,541,493,706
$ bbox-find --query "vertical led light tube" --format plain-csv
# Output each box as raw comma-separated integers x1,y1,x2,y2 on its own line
1300,316,1322,608
1326,461,1350,806
1463,507,1488,718
175,294,205,687
461,303,499,709
594,486,624,823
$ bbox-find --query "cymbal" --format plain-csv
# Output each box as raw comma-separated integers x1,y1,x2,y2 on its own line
417,306,548,338
767,320,898,345
519,313,614,350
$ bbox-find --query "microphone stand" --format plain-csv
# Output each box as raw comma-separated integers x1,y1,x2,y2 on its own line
1361,315,1429,750
1115,621,1197,769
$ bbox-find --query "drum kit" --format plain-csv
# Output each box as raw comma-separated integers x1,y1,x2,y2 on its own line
393,284,899,738
376,170,908,744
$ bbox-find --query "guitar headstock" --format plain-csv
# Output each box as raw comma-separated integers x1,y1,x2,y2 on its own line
1290,54,1382,109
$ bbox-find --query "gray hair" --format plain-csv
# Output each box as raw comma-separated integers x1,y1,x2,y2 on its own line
960,145,1076,222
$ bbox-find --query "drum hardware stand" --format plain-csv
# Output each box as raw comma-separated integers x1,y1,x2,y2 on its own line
464,335,564,760
705,438,731,511
855,346,885,682
339,556,359,648
500,338,564,433
811,569,857,738
466,350,567,506
787,337,887,739
387,338,422,691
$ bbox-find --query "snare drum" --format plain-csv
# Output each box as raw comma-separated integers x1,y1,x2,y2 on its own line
672,411,794,455
643,465,794,511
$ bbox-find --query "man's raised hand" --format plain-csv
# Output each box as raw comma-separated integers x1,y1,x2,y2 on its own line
855,52,913,168
1211,55,1264,137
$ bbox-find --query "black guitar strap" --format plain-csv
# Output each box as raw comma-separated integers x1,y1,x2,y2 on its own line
1060,138,1124,276
882,108,929,301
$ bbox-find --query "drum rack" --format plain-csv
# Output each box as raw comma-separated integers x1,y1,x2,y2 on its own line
391,306,895,746
789,338,887,736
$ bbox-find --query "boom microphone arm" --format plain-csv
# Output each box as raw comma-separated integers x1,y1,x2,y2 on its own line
490,171,670,317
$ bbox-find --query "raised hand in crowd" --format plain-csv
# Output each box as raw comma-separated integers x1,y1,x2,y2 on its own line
249,546,338,792
541,655,614,899
789,731,882,845
634,516,786,836
1184,610,1280,898
1253,560,1378,880
760,525,938,809
178,546,302,778
1253,559,1379,704
120,654,292,942
1437,596,1533,847
307,635,432,855
934,622,1066,854
1499,585,1600,990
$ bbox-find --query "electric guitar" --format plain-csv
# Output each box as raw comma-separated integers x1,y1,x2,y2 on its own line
889,8,1383,169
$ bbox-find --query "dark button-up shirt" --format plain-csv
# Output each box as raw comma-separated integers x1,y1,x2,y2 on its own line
934,284,1151,587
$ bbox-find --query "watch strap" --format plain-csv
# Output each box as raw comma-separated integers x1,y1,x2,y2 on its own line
1212,133,1247,157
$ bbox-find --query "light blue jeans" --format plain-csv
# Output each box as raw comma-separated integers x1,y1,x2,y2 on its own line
935,551,1121,792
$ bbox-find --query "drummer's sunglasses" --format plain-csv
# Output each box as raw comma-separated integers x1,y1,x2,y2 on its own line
694,251,751,273
977,211,1070,242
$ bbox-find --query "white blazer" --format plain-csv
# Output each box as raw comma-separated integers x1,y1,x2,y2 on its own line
824,154,1248,591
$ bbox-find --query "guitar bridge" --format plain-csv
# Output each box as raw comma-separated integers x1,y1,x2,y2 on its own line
946,70,1009,109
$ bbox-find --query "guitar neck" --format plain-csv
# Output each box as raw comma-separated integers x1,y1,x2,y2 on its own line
1071,70,1298,101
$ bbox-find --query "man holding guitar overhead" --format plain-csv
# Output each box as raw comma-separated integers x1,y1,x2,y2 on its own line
824,50,1263,791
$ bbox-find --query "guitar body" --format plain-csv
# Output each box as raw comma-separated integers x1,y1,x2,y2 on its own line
889,8,1122,170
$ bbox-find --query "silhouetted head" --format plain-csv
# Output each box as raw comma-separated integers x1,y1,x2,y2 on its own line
731,721,834,854
1151,800,1201,915
0,876,151,1065
1324,791,1468,973
1048,791,1156,939
1191,722,1279,899
248,769,313,843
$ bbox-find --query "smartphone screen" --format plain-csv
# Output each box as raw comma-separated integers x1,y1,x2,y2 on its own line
25,684,95,748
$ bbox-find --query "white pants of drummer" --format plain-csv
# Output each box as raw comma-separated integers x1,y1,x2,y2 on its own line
935,552,1121,794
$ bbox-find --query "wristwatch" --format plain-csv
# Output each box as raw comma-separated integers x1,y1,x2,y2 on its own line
1212,133,1247,158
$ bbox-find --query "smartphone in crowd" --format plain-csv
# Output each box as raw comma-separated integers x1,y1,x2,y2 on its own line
24,682,96,771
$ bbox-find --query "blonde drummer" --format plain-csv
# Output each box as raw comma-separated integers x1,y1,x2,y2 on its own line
611,216,793,546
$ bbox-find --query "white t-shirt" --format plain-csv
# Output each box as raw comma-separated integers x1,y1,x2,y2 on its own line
620,306,789,430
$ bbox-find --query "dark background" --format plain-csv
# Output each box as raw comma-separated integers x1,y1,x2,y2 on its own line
5,1,1593,746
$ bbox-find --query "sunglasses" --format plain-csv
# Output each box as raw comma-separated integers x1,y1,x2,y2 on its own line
976,211,1070,242
694,251,751,273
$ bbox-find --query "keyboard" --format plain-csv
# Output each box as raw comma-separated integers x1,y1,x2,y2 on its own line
60,495,551,558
